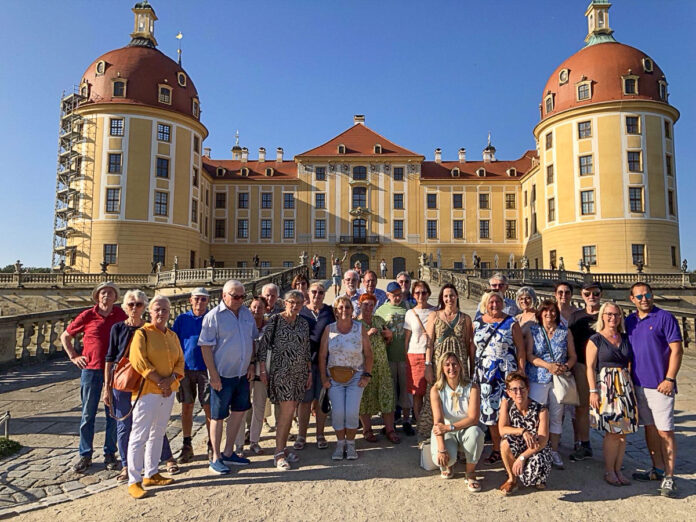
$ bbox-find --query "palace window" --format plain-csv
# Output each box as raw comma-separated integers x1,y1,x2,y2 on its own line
627,151,642,172
453,220,463,239
578,121,592,139
353,219,367,239
261,219,272,239
237,219,248,239
393,193,404,209
548,198,556,222
505,220,517,239
192,167,199,187
626,116,640,134
177,72,187,87
157,123,170,142
665,154,673,176
192,99,200,118
108,153,122,174
352,187,367,208
479,193,490,209
316,166,326,181
427,193,437,209
159,85,172,104
105,188,120,213
427,220,438,239
505,193,516,209
668,190,675,215
453,193,463,209
214,219,226,239
261,193,272,209
579,155,593,175
658,81,668,101
545,132,553,150
623,77,638,95
582,245,597,266
632,244,645,265
671,246,678,267
581,190,595,215
156,157,169,178
153,246,165,265
112,81,126,97
546,164,554,184
103,244,117,265
154,191,168,216
315,193,325,209
338,144,346,154
393,220,404,239
215,192,226,209
110,118,124,136
629,187,644,213
577,82,591,101
479,220,490,239
191,199,198,223
284,220,295,239
284,193,295,209
315,219,326,239
544,94,554,114
353,166,367,180
393,167,404,181
194,135,200,153
664,121,672,139
643,58,653,73
238,192,249,209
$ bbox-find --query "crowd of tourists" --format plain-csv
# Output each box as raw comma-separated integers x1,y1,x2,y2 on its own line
61,267,682,499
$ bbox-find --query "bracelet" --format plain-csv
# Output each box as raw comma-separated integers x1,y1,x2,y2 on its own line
362,372,372,378
425,361,432,366
438,450,448,454
260,371,267,374
665,377,676,384
589,389,599,393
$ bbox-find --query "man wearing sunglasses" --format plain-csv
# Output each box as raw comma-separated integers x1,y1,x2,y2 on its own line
199,280,258,474
626,282,683,497
567,281,603,461
172,287,213,464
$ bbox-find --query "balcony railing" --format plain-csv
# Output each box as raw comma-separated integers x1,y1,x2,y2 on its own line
339,235,380,245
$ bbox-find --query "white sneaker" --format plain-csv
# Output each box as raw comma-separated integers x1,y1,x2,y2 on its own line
332,441,346,461
551,451,564,470
345,442,358,460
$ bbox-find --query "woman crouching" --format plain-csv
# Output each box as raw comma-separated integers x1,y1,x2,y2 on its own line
430,352,484,489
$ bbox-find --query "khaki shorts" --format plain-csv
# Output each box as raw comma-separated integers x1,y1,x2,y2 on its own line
176,370,210,406
635,386,675,432
573,362,590,407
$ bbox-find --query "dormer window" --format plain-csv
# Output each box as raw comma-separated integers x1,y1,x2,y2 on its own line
112,80,126,98
158,85,172,105
265,168,274,177
374,144,382,154
507,168,517,177
216,167,226,177
558,69,569,85
338,144,346,154
642,58,653,73
658,80,668,101
622,76,639,95
240,167,249,177
80,82,90,99
95,61,106,76
544,93,554,114
576,80,592,101
477,168,486,177
192,98,200,118
451,168,460,178
177,72,187,87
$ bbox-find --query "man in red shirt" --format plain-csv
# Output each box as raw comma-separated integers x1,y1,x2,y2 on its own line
61,282,127,472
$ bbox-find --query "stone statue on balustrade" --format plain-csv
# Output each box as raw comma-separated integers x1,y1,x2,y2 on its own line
508,253,514,270
559,257,565,271
494,254,499,269
14,260,22,274
682,259,688,273
173,256,179,271
521,256,529,270
300,251,308,266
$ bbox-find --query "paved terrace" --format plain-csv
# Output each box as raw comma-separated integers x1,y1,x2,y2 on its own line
0,278,694,518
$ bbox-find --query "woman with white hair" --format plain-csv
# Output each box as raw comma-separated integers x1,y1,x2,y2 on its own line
515,286,538,328
126,295,185,499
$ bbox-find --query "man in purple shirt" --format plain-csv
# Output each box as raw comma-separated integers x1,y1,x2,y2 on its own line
626,282,683,498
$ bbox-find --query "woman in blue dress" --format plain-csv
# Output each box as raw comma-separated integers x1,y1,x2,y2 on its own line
473,291,526,464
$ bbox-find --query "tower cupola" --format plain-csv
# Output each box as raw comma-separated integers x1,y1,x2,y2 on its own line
584,0,616,46
130,1,158,48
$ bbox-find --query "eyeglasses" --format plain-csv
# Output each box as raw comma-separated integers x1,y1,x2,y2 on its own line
583,291,601,297
634,293,653,301
413,291,429,296
556,290,572,295
519,296,532,301
397,280,409,285
603,312,621,318
310,290,325,295
507,386,527,394
192,296,208,302
126,302,145,308
229,294,245,300
490,284,502,289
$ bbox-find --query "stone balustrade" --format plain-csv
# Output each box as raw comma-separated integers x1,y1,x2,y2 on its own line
421,266,696,349
0,265,308,365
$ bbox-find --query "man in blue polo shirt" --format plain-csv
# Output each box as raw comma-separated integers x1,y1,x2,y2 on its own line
171,287,212,464
626,282,683,498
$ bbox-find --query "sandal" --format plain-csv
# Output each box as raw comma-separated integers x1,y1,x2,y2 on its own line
604,472,622,487
485,450,501,465
116,467,128,483
274,452,290,471
165,460,180,475
498,479,518,496
284,450,299,463
617,473,631,486
363,430,378,443
293,436,306,451
316,436,328,450
466,474,482,492
535,483,547,490
440,466,454,479
385,431,401,444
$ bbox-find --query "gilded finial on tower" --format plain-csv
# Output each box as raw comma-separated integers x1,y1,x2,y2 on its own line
176,31,183,65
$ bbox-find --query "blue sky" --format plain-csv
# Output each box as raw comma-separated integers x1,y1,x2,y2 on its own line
0,0,694,268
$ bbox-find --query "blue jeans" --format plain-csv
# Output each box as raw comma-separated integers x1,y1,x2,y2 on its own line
328,372,364,431
112,389,173,467
79,369,117,458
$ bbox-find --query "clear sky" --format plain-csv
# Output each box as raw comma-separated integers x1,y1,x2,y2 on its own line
0,0,694,269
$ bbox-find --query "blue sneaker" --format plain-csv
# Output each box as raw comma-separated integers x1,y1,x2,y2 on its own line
222,452,250,466
208,458,231,475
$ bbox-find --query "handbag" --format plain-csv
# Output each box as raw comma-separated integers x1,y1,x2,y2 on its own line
541,328,579,406
419,442,438,471
319,387,331,414
329,366,357,383
109,328,147,422
264,315,280,374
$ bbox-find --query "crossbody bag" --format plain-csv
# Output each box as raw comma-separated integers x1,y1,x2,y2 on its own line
541,327,579,406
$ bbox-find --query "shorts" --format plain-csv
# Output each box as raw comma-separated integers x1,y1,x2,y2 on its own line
302,363,323,403
389,360,412,409
406,353,427,396
635,386,675,432
210,376,251,420
573,362,590,407
176,370,210,406
332,276,341,287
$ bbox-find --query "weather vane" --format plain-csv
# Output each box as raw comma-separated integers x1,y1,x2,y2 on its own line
176,31,183,65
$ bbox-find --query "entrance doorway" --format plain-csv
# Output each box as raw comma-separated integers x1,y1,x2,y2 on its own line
392,257,406,278
350,253,369,273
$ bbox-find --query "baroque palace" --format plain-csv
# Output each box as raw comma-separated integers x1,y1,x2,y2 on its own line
52,1,681,276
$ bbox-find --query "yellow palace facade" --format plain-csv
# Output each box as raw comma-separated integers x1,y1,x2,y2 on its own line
52,1,681,276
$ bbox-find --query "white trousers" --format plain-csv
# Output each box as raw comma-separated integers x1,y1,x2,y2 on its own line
528,381,563,435
127,393,175,485
235,380,268,448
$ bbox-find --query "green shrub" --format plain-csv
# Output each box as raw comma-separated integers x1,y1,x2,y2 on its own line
0,438,21,459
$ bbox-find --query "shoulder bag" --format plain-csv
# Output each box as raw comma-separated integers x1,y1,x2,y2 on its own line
541,327,579,406
109,328,147,421
265,314,280,374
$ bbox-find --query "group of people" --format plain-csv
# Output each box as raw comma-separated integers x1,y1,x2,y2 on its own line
61,269,682,499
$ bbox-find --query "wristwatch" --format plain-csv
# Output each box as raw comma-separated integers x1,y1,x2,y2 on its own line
425,361,432,366
518,455,526,462
665,377,676,384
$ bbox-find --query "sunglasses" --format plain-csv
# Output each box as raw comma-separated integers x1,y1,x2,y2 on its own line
583,291,601,297
633,293,653,301
310,290,325,295
126,302,145,308
229,294,245,300
413,291,429,296
556,290,572,295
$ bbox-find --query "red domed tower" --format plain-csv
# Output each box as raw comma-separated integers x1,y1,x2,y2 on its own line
52,1,209,273
524,0,681,272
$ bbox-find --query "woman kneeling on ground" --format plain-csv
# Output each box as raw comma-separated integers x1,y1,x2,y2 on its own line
498,371,552,495
430,351,484,489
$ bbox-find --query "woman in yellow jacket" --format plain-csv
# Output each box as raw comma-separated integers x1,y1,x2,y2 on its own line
127,295,185,499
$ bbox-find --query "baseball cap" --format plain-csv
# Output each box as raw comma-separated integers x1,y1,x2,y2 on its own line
386,282,401,293
191,287,210,298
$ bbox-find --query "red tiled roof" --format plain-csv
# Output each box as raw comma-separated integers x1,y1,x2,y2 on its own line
297,123,422,158
202,157,298,180
420,150,538,180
